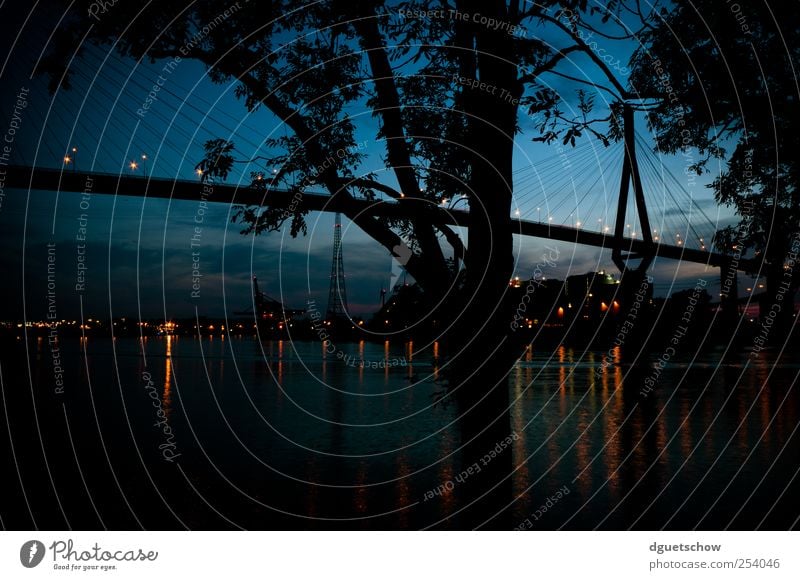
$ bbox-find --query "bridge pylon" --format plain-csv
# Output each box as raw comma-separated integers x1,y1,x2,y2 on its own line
611,103,656,276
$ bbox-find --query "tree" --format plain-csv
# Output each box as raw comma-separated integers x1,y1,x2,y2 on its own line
629,0,800,341
41,0,649,526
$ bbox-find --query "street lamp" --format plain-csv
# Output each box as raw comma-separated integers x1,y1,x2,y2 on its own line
141,154,148,177
71,147,77,173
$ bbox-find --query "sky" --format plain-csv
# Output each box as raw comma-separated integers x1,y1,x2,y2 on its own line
0,2,755,322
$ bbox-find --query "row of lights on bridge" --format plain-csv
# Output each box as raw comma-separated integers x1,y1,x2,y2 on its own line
56,154,715,252
63,148,150,176
505,212,710,249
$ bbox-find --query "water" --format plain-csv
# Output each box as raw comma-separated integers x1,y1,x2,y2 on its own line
2,335,798,529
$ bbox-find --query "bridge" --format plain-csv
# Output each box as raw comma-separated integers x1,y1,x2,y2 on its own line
4,45,763,315
4,163,757,273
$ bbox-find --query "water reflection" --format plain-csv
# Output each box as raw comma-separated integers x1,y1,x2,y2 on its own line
163,334,173,418
29,335,800,529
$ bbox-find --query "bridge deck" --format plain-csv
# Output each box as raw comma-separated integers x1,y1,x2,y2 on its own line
4,165,756,271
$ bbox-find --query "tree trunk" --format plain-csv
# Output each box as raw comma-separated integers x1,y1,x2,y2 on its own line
437,0,525,529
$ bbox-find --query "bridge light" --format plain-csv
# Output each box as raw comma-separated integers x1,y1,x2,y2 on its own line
129,160,138,171
576,221,582,227
63,155,71,164
654,236,659,241
196,168,203,176
548,216,553,222
604,226,610,232
514,209,520,216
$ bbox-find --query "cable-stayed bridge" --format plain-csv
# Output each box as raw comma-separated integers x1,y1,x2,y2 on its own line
4,43,759,307
4,163,755,273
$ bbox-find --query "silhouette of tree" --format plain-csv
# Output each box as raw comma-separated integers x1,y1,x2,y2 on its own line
629,1,800,341
40,0,655,526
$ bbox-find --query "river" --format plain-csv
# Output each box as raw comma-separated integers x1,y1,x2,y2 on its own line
1,335,798,530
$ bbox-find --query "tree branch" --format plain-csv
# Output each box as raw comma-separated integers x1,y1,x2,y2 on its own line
518,44,583,81
352,12,449,278
537,12,629,99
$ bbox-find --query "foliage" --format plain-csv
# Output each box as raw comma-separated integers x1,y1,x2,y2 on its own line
630,0,800,278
